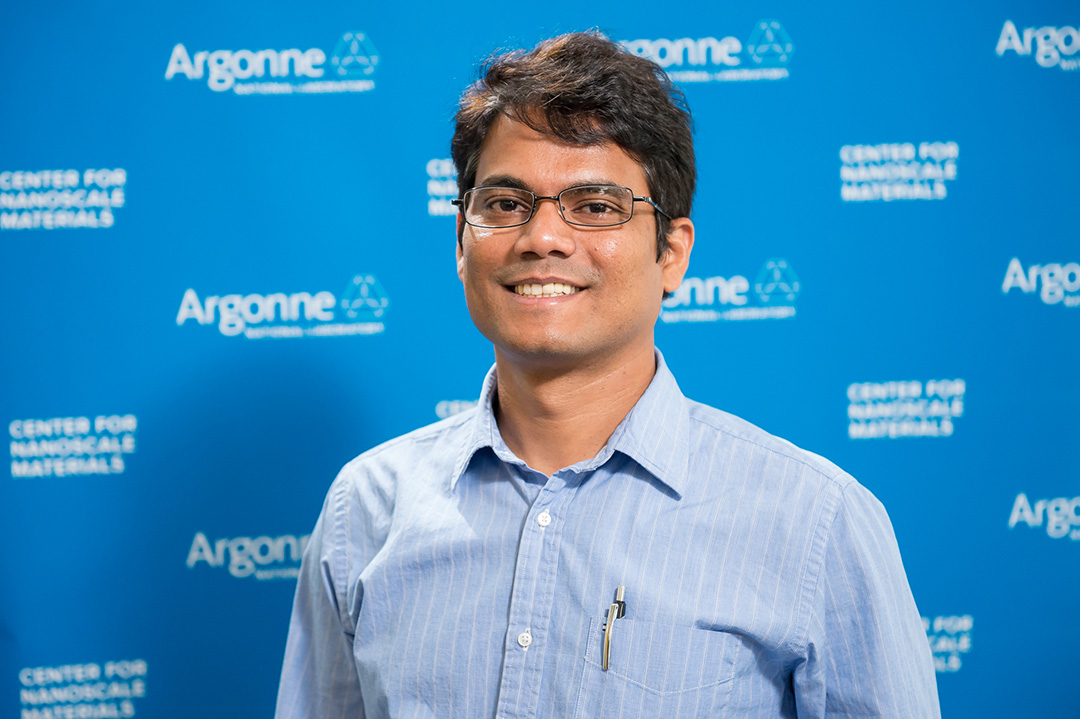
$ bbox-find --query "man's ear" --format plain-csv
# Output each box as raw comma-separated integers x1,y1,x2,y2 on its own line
456,214,466,284
659,217,695,295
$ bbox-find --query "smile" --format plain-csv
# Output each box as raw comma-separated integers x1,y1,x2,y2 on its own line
512,282,581,298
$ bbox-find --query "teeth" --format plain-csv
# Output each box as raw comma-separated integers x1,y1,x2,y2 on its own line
513,282,581,297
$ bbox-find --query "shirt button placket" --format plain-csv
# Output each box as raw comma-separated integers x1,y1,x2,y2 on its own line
496,478,573,719
521,491,566,719
495,487,549,719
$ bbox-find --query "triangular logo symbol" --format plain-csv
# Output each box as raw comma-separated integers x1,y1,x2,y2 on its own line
341,275,390,320
754,259,801,304
330,32,380,77
746,20,795,66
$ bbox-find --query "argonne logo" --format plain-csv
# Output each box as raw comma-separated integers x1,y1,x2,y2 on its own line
1002,257,1080,307
620,19,794,83
996,20,1080,71
1009,493,1080,541
176,274,390,339
186,531,310,580
661,258,800,323
164,31,380,95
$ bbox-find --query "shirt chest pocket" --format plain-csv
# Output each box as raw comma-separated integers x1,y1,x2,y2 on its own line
573,617,750,719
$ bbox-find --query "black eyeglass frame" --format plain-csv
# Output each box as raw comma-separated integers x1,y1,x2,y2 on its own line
451,185,672,229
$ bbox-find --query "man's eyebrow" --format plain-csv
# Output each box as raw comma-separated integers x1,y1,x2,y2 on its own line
475,175,530,190
475,175,621,190
564,178,619,189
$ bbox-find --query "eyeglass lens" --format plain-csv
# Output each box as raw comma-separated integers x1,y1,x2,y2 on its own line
463,186,635,227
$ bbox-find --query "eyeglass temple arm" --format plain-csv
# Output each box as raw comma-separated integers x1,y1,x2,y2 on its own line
635,196,671,220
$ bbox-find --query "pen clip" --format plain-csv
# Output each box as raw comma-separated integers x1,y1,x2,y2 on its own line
602,585,626,671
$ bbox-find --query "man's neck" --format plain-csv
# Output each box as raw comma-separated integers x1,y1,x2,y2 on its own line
492,343,657,476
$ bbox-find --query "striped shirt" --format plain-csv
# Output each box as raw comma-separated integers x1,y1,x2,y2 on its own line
276,352,940,718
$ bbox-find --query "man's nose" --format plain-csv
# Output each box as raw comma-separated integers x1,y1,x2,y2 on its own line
512,197,577,258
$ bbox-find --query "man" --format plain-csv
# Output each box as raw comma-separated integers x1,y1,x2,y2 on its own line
277,32,939,718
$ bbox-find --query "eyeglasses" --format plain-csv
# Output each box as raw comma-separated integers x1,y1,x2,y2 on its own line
452,185,671,229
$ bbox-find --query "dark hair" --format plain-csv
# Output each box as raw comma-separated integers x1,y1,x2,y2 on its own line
451,31,695,258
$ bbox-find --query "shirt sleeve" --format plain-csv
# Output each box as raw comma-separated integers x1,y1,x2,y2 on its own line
276,478,366,719
792,480,940,718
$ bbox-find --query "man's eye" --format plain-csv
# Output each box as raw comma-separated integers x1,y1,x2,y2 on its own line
568,198,623,216
483,196,529,213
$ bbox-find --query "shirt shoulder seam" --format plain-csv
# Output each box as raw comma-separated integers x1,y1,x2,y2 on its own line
688,410,851,485
339,409,476,473
329,471,355,634
792,479,853,657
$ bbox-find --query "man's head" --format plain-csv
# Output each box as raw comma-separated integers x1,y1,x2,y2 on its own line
451,32,696,371
451,31,695,258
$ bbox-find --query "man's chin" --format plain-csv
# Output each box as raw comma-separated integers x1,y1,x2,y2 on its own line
490,335,652,376
492,338,594,369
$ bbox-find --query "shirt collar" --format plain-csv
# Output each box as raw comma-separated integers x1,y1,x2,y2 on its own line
451,349,691,497
450,363,507,488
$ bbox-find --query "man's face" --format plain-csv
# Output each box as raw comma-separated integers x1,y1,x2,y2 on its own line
456,116,693,370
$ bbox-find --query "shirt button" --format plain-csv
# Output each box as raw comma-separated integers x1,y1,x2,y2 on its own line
536,511,552,528
517,629,532,648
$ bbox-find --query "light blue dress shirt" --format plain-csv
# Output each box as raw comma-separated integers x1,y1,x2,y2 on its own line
276,353,940,718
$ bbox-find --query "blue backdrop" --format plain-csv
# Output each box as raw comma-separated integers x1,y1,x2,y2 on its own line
2,1,1077,717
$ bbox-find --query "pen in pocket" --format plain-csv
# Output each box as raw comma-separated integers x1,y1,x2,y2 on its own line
602,585,626,671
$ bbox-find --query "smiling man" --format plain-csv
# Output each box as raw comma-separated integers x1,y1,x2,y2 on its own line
276,32,939,719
